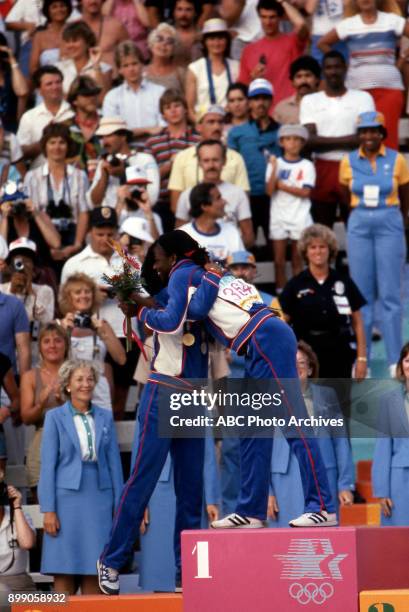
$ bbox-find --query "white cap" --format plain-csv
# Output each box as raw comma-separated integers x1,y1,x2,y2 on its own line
95,116,131,136
8,237,37,256
0,236,8,260
248,78,274,98
202,18,229,36
120,217,154,243
278,124,309,141
125,166,152,184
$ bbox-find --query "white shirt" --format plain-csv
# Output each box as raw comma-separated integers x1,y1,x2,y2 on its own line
5,0,44,45
72,409,97,462
312,0,344,37
300,89,375,161
61,245,125,337
180,220,244,262
0,132,22,165
0,507,34,576
232,0,262,43
188,58,239,112
56,58,112,95
17,101,75,169
0,282,54,324
266,157,316,213
176,181,251,226
88,151,160,208
102,80,165,130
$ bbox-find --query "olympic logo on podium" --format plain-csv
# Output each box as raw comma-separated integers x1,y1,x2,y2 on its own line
289,582,334,605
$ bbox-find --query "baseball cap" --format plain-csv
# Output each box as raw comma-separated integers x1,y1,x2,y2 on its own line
7,237,37,260
0,236,8,260
357,111,385,129
125,166,152,185
248,78,274,98
95,117,132,137
202,18,229,36
90,206,118,228
278,124,309,141
196,104,226,124
120,217,154,243
226,250,256,267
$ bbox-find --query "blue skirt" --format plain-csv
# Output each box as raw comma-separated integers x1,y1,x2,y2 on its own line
41,463,115,575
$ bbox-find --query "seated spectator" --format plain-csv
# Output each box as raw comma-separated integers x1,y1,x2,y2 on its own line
102,0,150,60
300,51,375,228
220,0,262,61
238,0,309,109
224,83,249,137
0,120,26,179
266,125,315,292
226,249,275,306
318,0,408,150
180,182,244,262
186,19,239,122
58,273,126,411
144,23,186,93
67,76,103,179
5,0,46,77
169,105,250,213
17,66,74,169
172,0,202,67
38,359,124,594
228,78,280,247
145,0,217,29
20,323,68,497
0,34,29,133
175,139,254,248
102,41,165,143
273,55,321,125
146,88,199,232
0,352,19,473
0,482,36,593
116,167,163,238
80,0,129,68
89,117,160,209
57,21,112,97
29,0,73,76
372,342,409,526
339,111,409,376
118,216,154,264
23,123,90,271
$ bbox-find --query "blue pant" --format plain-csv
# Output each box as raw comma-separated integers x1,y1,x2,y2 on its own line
347,207,405,365
100,382,204,579
236,317,335,519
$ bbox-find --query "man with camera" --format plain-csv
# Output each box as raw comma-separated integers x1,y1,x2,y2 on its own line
0,479,36,594
88,117,160,211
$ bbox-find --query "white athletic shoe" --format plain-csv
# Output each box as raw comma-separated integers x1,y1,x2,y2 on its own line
289,511,338,528
211,513,265,529
97,559,119,595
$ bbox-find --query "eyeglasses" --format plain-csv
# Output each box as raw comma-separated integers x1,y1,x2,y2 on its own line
155,35,175,45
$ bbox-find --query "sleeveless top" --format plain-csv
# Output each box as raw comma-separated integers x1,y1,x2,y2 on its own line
34,367,61,428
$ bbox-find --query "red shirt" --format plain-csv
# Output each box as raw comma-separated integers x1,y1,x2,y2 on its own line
238,33,306,109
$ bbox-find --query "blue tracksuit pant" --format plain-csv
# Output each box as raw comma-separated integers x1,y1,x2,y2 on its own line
100,380,204,579
235,316,335,520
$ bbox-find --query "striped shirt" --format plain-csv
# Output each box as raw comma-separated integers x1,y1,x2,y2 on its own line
146,128,199,201
336,12,405,90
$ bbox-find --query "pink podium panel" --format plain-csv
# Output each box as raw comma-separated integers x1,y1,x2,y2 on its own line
181,527,409,612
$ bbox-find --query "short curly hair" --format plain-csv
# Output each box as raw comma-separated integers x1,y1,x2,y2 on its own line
59,273,102,316
59,359,100,399
297,224,338,263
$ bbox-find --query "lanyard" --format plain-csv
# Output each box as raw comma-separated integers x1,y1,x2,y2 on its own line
46,169,72,210
206,58,232,105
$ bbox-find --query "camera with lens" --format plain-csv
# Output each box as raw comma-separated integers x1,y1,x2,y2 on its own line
105,153,128,168
46,199,73,231
0,181,28,218
125,187,145,211
12,258,25,273
73,312,93,329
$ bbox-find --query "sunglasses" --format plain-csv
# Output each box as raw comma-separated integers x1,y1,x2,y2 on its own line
155,35,175,45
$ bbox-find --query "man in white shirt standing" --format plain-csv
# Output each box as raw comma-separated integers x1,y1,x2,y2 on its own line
17,66,74,169
175,139,254,248
300,50,375,227
180,182,244,263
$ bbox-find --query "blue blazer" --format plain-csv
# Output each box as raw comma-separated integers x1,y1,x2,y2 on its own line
271,384,354,492
38,402,124,513
372,385,409,498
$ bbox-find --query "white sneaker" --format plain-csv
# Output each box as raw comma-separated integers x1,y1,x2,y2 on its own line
211,513,265,529
289,511,338,528
97,559,119,595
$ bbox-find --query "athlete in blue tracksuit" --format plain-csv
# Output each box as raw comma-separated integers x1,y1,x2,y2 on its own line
98,234,223,595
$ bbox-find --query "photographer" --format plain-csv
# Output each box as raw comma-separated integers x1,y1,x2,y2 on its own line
116,167,162,240
0,481,36,593
58,273,126,411
88,117,160,209
24,123,90,272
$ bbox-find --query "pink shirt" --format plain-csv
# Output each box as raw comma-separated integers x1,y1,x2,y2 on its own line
112,0,148,59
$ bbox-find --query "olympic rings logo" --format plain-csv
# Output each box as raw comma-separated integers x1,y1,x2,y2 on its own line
289,582,335,605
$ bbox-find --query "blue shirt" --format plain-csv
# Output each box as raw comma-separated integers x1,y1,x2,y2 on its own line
227,119,280,196
0,292,30,372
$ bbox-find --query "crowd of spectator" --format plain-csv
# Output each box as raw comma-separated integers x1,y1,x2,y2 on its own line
0,0,408,596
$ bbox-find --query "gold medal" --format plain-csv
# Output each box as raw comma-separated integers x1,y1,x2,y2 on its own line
182,333,195,347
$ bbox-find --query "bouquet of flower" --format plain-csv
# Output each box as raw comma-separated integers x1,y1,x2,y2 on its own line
101,239,144,352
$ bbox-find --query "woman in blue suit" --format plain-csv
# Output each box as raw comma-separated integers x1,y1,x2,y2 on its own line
269,341,355,527
38,359,124,594
372,342,409,526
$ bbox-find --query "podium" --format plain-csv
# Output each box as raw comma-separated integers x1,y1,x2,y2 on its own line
182,527,409,612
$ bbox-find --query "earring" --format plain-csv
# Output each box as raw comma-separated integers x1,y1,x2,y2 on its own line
66,388,70,393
